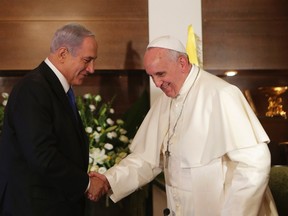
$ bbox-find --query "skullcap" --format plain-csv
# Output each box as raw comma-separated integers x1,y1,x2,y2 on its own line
147,35,186,53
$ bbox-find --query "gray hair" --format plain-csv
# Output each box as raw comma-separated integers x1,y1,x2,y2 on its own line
50,23,95,56
165,49,189,62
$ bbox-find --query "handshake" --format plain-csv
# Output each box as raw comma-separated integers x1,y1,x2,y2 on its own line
86,171,110,202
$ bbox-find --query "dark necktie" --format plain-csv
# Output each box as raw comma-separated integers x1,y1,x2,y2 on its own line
67,87,78,119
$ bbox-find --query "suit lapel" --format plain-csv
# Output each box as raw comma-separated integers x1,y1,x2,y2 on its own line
37,62,89,166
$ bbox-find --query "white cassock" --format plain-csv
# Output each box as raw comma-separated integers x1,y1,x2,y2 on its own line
104,65,278,216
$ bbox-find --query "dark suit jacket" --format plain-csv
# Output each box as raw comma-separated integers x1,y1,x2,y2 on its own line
0,62,89,216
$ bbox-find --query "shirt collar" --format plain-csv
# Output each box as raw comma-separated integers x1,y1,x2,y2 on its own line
178,64,199,96
44,58,70,93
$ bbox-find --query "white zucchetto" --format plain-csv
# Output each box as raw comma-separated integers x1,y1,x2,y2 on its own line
147,35,186,54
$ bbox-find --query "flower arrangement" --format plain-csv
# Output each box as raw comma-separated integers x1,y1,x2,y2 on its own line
76,93,131,174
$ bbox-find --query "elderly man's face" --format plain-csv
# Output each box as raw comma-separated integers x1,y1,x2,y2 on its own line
144,48,187,98
62,36,98,86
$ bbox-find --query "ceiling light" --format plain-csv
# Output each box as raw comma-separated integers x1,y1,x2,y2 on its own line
224,71,238,77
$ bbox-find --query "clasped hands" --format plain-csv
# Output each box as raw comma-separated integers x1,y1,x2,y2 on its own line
86,171,110,202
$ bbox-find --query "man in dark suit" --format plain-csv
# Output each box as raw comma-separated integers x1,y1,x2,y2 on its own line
0,23,108,216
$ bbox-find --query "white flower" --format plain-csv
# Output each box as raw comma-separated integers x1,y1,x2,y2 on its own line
95,95,101,102
89,157,93,164
90,164,99,172
109,108,115,114
98,167,107,174
106,118,114,125
116,119,124,125
85,127,93,134
2,100,7,106
119,135,129,143
2,92,9,99
89,104,96,111
119,128,127,134
96,126,102,132
84,93,91,99
90,148,107,165
107,131,117,139
93,131,100,142
104,143,113,150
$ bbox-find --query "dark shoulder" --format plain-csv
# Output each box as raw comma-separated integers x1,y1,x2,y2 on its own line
9,63,53,101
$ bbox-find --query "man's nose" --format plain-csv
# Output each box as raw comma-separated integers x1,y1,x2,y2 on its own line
152,77,162,88
86,61,95,74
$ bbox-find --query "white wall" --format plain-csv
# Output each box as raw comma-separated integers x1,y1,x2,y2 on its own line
148,0,203,104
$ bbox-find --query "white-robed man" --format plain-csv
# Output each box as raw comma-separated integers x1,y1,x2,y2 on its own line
90,35,278,216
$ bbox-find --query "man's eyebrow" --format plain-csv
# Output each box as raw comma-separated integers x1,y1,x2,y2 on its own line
83,56,97,61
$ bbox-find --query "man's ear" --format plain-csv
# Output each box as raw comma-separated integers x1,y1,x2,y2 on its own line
179,55,189,69
57,47,69,63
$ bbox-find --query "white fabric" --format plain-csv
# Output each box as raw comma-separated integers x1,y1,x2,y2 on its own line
105,153,162,202
128,66,270,168
164,144,276,216
104,65,278,215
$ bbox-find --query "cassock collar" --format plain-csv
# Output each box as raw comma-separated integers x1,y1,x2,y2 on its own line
177,64,199,97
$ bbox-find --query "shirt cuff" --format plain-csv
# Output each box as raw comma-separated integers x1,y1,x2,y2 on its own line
85,178,91,193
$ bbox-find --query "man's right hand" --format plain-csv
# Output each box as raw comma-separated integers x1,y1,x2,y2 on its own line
86,172,110,201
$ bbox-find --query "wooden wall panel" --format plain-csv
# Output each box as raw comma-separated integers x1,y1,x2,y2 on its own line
202,0,288,70
0,0,147,20
0,0,148,70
